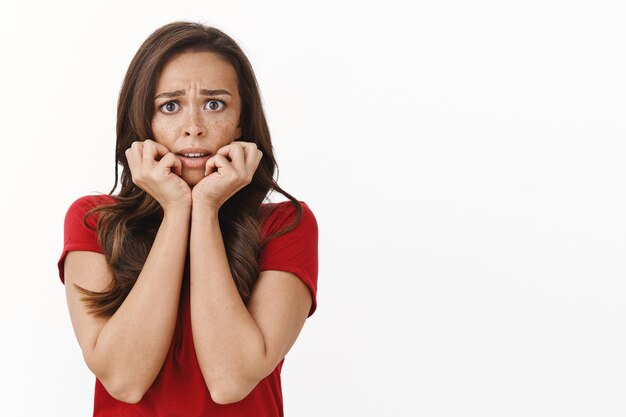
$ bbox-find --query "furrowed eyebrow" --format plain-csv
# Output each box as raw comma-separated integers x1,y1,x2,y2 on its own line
200,89,232,96
154,89,232,100
154,90,185,100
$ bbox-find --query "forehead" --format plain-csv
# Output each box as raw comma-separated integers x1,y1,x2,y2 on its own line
156,51,239,93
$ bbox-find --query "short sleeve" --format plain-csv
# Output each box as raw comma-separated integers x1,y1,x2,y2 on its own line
258,201,319,317
57,195,112,285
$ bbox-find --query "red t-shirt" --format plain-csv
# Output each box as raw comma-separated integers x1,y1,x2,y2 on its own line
57,195,318,417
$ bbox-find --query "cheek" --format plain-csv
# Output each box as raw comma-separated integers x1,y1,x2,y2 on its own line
151,117,177,143
209,114,240,140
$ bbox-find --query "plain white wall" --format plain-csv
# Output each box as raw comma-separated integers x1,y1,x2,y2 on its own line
1,0,625,416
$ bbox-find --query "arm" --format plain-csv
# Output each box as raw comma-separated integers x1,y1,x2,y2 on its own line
189,142,313,404
64,207,190,403
64,140,192,403
189,203,312,405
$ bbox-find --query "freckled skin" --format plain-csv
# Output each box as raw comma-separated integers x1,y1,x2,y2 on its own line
151,51,242,187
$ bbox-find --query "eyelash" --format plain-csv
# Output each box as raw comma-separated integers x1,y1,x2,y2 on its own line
204,99,226,111
159,99,225,113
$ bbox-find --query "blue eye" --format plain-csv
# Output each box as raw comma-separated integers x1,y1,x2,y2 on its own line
205,100,225,111
161,102,180,113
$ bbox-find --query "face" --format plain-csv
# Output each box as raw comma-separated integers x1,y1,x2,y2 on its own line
151,51,242,186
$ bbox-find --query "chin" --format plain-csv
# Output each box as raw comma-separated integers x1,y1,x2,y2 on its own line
182,171,204,187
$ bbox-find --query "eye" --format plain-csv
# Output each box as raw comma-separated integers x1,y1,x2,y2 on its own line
204,99,225,111
160,101,180,113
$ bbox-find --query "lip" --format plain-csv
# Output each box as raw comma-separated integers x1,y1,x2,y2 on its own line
176,147,211,155
175,147,212,170
176,154,211,170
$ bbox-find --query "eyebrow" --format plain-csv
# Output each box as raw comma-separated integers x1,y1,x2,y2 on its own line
154,89,232,100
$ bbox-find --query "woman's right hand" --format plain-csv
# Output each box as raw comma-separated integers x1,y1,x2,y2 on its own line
125,139,191,211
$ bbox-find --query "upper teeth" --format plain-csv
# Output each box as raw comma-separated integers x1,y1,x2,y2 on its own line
181,153,208,157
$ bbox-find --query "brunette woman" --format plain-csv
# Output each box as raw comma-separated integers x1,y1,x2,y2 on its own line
58,21,318,416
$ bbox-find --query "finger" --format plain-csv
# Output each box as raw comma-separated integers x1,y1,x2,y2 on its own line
219,142,246,172
205,154,233,177
150,140,172,158
157,152,182,177
215,143,236,161
125,142,145,184
173,154,183,176
219,142,257,167
142,140,159,165
130,140,143,158
234,141,260,165
254,148,263,166
242,143,261,168
237,143,257,176
245,148,263,181
216,141,253,156
126,141,143,168
132,140,144,152
215,144,231,157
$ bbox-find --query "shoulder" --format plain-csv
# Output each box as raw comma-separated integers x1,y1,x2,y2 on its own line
66,194,116,217
67,194,116,212
64,194,117,230
259,200,317,237
59,195,116,282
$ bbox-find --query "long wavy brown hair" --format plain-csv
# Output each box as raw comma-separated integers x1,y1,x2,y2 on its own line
75,22,302,317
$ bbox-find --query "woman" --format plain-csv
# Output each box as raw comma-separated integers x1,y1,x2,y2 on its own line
57,21,318,416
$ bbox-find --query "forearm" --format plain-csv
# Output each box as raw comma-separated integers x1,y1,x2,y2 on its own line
189,204,266,401
92,209,190,400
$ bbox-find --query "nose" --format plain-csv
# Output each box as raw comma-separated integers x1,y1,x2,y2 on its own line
184,110,205,137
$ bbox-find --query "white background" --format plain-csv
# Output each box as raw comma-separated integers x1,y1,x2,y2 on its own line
0,1,625,416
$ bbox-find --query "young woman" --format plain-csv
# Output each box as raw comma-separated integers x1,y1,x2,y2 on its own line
57,22,318,416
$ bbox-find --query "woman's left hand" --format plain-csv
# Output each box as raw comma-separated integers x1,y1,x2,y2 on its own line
191,141,263,210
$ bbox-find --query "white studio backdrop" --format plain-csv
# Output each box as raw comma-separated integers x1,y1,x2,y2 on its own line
0,0,625,416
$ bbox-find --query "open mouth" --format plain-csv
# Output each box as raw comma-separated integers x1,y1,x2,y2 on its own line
177,153,210,158
175,152,212,170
